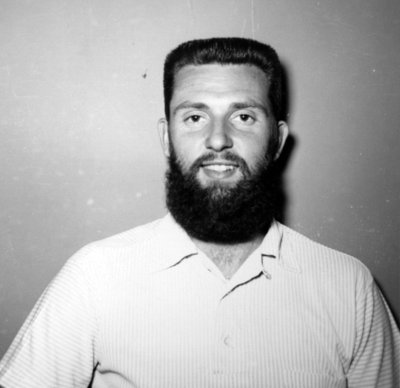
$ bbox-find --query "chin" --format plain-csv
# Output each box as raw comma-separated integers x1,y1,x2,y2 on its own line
198,174,243,188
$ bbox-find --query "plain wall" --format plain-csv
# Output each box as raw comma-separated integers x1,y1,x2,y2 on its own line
0,0,399,357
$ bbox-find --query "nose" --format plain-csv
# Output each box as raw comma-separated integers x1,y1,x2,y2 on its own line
205,119,233,152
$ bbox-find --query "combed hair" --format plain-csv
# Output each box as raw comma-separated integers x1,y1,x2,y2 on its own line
163,37,284,121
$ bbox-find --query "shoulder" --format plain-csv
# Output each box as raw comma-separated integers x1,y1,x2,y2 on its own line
278,223,374,290
63,215,174,277
61,213,195,283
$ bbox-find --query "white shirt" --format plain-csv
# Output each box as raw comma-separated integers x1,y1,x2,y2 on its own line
0,214,399,387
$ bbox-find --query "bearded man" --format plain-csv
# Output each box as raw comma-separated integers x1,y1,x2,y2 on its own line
0,37,398,388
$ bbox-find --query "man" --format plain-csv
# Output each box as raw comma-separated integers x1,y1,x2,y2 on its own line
0,38,398,387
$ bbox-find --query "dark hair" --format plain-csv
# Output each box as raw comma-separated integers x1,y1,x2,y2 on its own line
163,37,284,122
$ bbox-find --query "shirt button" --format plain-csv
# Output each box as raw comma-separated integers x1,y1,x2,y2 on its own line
223,335,233,347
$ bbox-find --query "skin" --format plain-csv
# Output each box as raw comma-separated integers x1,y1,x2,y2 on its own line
158,64,289,279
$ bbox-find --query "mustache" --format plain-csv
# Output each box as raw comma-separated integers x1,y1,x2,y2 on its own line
189,151,251,175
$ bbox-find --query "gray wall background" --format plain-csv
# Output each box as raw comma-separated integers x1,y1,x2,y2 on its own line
0,0,399,357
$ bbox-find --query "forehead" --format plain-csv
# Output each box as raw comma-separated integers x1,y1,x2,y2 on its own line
172,64,269,101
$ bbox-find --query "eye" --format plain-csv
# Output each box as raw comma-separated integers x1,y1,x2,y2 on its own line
183,113,207,129
239,114,253,123
186,115,202,123
232,112,256,126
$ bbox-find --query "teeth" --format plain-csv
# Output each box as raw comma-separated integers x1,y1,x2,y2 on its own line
204,164,235,172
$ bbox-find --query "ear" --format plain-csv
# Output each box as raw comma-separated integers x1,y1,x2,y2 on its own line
273,121,289,160
157,118,170,157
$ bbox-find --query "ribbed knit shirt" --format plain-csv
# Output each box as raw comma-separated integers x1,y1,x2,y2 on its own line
0,214,399,387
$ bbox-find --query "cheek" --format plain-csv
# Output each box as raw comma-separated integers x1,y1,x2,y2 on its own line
244,139,269,166
170,137,198,171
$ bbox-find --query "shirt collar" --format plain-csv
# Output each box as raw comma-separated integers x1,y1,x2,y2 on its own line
152,214,301,275
218,221,300,289
258,221,301,275
151,213,199,271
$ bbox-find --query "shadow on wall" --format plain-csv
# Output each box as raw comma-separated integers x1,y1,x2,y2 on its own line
375,279,399,326
272,61,296,225
272,62,399,327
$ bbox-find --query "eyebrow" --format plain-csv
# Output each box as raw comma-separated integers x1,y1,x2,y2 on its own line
172,100,270,117
172,102,209,116
231,102,270,117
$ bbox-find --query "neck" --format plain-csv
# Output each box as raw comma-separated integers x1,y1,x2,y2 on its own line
192,235,264,279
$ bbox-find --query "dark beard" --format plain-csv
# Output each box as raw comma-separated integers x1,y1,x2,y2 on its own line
165,148,278,243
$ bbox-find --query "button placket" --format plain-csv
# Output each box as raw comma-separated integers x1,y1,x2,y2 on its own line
211,291,239,378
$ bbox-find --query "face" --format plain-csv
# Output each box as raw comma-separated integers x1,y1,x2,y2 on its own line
159,64,288,188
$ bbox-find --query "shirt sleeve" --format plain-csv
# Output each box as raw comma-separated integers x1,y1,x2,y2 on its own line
347,280,400,388
0,250,98,388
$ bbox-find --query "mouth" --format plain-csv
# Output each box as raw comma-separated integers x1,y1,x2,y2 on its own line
202,163,237,171
200,161,240,180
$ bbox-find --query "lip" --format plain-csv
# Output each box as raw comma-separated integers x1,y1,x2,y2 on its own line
202,164,236,172
200,161,239,179
201,160,239,168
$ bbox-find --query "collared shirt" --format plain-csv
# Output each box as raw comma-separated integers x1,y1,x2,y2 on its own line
0,214,398,387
